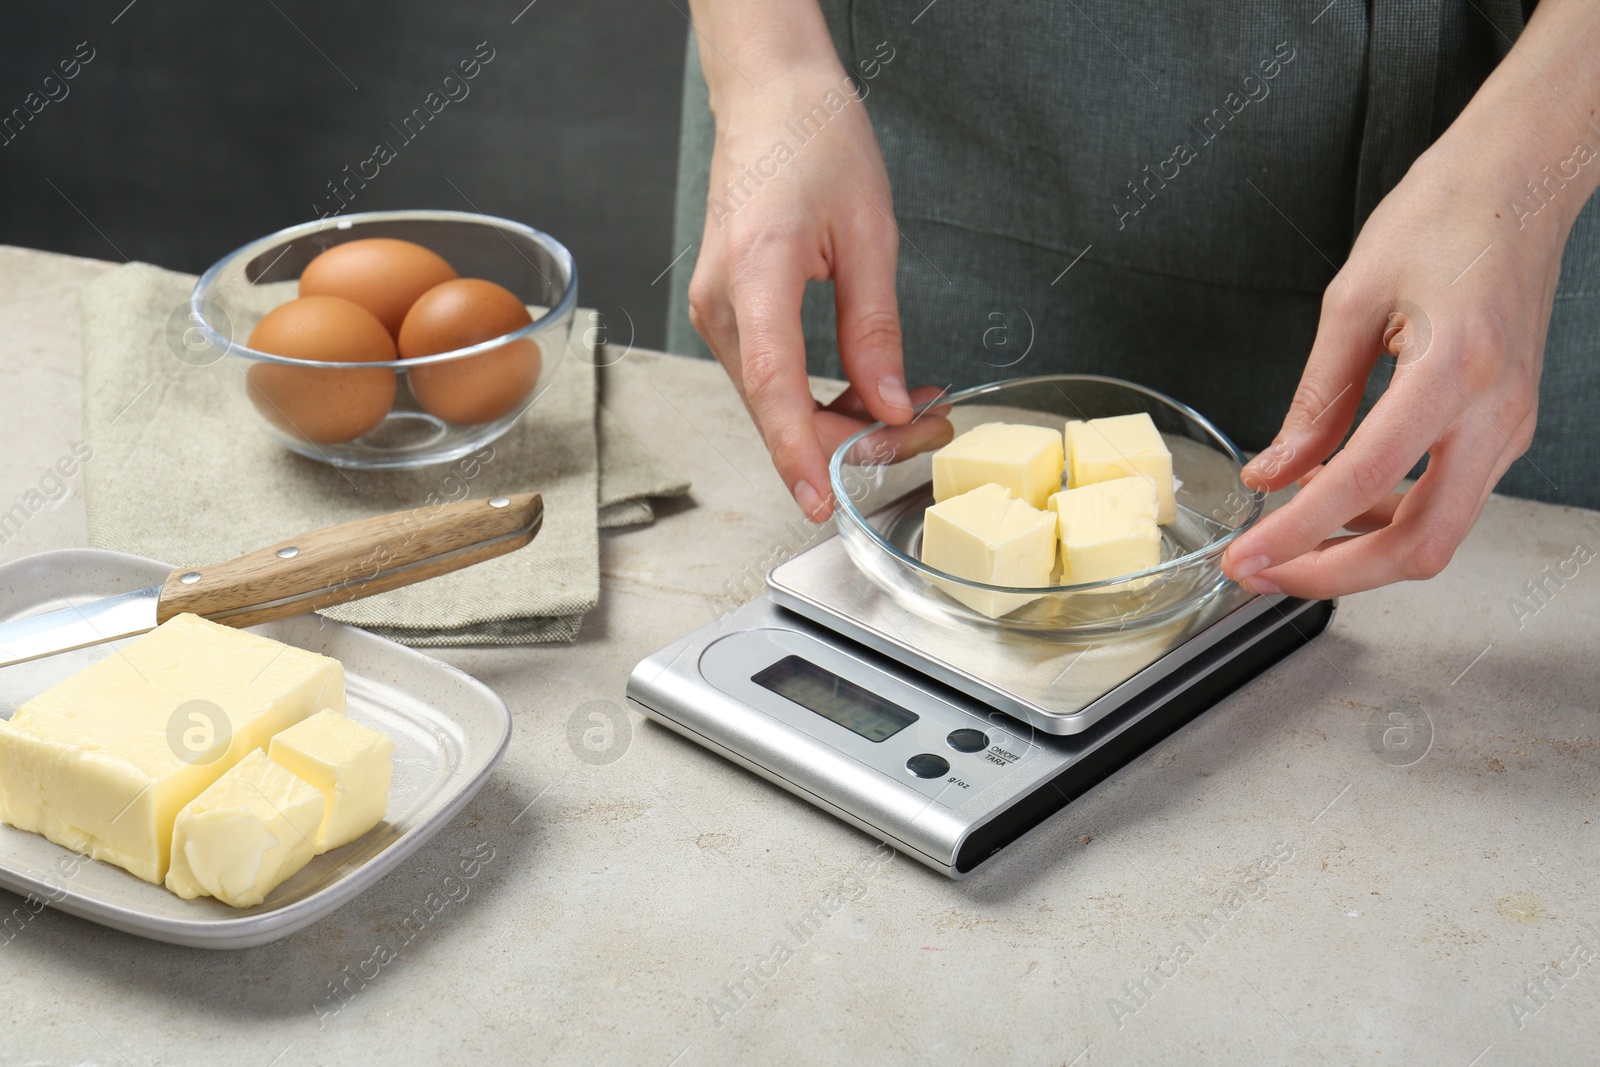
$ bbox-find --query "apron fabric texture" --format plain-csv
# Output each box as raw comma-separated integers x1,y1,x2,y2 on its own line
667,0,1600,510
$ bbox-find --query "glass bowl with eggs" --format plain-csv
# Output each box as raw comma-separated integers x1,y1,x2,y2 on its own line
190,209,577,469
829,375,1265,639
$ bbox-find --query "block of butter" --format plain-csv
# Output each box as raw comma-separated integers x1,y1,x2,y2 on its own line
922,483,1058,618
165,749,325,908
0,613,344,885
269,709,394,853
932,423,1065,510
1064,413,1176,524
1050,476,1162,585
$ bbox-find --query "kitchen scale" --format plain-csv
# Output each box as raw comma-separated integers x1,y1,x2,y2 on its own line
628,527,1335,879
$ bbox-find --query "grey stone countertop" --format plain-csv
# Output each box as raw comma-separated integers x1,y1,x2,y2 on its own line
0,245,1596,1065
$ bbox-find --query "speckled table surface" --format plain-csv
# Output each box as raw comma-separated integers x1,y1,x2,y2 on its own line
1,244,1597,1066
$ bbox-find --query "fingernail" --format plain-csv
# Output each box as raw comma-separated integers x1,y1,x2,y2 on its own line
1241,448,1263,468
1242,441,1293,486
877,374,913,412
794,479,826,520
1242,575,1281,595
1230,554,1272,581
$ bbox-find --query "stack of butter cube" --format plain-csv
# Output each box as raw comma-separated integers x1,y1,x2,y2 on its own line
921,413,1175,618
0,614,395,909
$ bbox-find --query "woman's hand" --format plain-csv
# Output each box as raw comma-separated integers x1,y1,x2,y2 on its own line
685,2,952,522
1223,1,1600,598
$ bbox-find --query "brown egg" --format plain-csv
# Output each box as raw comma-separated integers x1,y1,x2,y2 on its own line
299,238,458,338
397,278,541,425
245,295,398,444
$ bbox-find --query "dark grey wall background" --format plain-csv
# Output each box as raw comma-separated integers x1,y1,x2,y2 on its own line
0,0,687,348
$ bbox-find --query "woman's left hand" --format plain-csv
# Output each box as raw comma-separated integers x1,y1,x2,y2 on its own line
1221,22,1600,599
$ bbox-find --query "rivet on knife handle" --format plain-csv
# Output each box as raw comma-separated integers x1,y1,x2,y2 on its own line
154,493,543,628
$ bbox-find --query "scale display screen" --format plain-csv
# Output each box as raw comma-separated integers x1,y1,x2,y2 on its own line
751,655,918,743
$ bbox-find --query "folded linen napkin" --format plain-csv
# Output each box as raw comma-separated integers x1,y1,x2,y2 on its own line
78,263,690,645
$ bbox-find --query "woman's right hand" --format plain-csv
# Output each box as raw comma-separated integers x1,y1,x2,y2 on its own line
685,5,952,521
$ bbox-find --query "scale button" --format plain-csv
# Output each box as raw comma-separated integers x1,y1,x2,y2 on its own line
946,728,989,753
905,753,950,779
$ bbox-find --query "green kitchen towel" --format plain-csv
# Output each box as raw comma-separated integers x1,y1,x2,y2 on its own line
78,262,690,645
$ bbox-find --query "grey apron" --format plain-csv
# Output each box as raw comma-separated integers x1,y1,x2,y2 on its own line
667,0,1600,510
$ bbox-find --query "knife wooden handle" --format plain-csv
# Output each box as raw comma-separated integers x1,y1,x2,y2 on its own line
154,493,542,628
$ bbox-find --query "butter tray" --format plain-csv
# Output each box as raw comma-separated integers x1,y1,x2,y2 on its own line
0,549,511,949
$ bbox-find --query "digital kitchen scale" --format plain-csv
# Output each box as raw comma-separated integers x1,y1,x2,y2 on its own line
627,532,1334,878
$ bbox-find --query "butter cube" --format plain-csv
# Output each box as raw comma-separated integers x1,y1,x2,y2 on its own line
1064,413,1176,524
0,613,344,884
268,709,393,853
932,423,1065,510
165,750,325,908
921,483,1058,618
1050,477,1162,585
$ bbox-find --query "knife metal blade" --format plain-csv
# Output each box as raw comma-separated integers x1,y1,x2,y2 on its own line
0,588,162,670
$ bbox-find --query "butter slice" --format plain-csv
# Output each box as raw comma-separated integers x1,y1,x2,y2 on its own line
1050,476,1162,585
268,709,393,852
1064,413,1176,524
0,613,344,884
165,750,325,908
932,423,1065,510
922,483,1058,618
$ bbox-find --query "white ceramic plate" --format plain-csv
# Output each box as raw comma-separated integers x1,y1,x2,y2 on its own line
0,549,511,949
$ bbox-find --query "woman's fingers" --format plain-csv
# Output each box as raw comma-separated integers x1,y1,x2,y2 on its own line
1295,463,1326,488
824,385,872,420
1229,408,1439,584
684,60,915,524
827,385,954,466
1226,345,1459,583
1342,490,1404,534
832,198,912,426
730,253,835,520
1242,277,1442,495
687,249,742,383
701,249,951,521
820,408,954,464
824,383,950,422
1239,279,1389,493
1246,413,1510,597
905,384,955,408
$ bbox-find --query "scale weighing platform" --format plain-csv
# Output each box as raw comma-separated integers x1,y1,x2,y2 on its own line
627,533,1334,878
